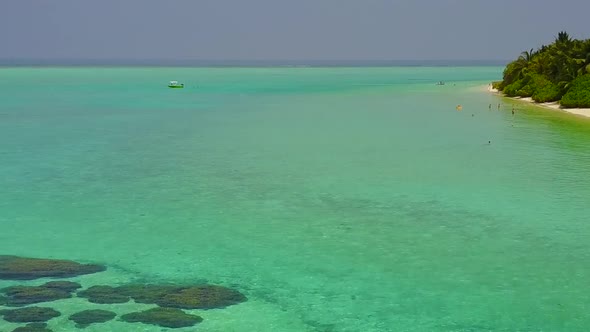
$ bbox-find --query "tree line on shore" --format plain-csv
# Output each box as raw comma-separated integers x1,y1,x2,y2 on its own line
493,32,590,108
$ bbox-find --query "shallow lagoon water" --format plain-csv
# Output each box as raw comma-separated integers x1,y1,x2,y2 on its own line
1,67,590,331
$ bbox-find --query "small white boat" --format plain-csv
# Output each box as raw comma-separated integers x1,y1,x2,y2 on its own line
168,81,184,88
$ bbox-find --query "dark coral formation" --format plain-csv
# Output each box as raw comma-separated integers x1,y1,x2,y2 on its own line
118,284,179,304
42,281,81,292
0,255,247,330
0,256,105,280
0,306,61,323
12,323,52,332
76,285,130,304
77,284,246,309
2,286,68,307
69,309,116,328
121,307,203,328
1,281,81,306
153,285,247,309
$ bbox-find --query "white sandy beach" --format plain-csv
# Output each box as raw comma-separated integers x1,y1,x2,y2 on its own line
486,84,590,118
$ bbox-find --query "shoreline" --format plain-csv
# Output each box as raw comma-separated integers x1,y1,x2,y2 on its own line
486,84,590,119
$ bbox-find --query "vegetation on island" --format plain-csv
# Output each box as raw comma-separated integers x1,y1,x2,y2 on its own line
494,32,590,108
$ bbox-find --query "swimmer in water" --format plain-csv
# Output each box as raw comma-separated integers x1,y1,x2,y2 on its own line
489,104,492,110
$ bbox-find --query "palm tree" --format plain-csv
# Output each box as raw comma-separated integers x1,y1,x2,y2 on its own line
556,31,571,45
530,52,550,75
519,48,535,62
505,48,534,82
578,40,590,75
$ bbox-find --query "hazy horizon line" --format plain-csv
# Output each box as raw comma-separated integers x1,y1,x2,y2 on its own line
0,58,509,67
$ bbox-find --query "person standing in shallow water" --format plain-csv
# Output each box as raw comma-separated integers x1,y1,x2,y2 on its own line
498,103,501,110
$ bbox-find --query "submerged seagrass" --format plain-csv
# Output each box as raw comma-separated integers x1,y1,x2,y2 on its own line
1,281,80,306
1,286,70,307
69,310,116,328
77,284,247,309
0,307,61,323
11,323,52,332
121,307,203,328
0,256,105,280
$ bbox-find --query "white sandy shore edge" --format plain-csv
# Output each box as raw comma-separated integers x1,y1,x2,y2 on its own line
486,84,590,118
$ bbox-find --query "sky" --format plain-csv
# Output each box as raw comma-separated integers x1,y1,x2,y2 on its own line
1,0,589,62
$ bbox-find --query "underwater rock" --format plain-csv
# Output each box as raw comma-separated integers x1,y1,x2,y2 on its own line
1,281,80,307
77,286,129,304
117,284,182,304
12,323,52,332
42,281,81,292
155,285,247,309
69,309,116,328
1,285,71,306
0,256,105,280
0,306,61,323
119,284,247,309
77,283,247,309
121,307,203,328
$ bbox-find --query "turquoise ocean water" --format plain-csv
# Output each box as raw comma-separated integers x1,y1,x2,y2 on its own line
1,67,590,331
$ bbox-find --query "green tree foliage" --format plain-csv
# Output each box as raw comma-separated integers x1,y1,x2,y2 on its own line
498,31,590,108
530,75,560,103
503,79,524,97
491,81,503,90
560,74,590,108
